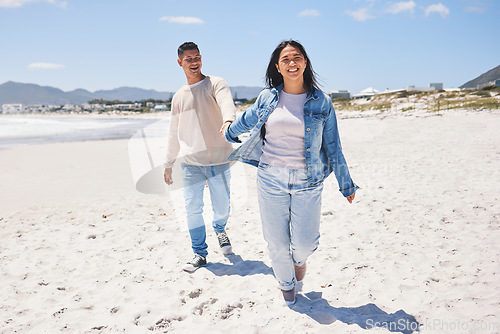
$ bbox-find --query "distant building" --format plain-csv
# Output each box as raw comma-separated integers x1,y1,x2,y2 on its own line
153,104,168,111
1,104,23,113
407,85,432,92
406,83,443,92
26,105,50,113
352,87,379,99
429,83,443,90
115,103,140,110
328,90,351,100
62,104,76,112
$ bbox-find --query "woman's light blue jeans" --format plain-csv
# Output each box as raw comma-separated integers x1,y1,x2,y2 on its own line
181,163,231,258
257,162,323,291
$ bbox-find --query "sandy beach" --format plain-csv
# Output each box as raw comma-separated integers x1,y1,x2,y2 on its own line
0,109,499,333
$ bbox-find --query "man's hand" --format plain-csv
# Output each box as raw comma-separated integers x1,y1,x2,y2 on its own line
220,120,232,133
164,167,173,185
346,192,356,204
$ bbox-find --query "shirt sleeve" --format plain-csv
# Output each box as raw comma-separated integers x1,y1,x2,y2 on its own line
212,78,236,123
164,105,180,169
323,99,359,197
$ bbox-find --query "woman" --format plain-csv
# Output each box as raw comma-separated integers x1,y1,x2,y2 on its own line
223,40,358,305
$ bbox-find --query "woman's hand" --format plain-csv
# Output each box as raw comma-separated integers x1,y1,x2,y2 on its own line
346,192,356,204
220,120,233,133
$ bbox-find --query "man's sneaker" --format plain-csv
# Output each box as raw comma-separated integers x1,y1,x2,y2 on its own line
182,254,207,272
216,231,232,255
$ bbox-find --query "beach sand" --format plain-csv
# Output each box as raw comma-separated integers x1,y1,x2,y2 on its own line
0,110,499,333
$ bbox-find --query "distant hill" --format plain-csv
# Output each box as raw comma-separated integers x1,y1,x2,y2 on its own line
230,86,263,100
0,81,263,106
460,65,500,89
93,87,174,102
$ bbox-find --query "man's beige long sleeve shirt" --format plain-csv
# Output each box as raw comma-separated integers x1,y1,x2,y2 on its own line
164,76,236,168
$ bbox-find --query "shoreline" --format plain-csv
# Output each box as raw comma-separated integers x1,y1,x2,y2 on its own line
0,110,169,120
0,115,169,149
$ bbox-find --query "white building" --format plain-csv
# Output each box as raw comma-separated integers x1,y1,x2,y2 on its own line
407,83,444,92
153,104,168,111
429,83,443,90
1,104,23,113
352,87,380,99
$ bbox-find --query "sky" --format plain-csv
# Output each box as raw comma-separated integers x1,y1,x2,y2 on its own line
1,0,499,95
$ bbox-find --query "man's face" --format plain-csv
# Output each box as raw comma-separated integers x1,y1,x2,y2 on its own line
178,49,202,78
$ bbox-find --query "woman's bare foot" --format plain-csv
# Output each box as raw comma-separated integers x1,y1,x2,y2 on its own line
281,287,296,306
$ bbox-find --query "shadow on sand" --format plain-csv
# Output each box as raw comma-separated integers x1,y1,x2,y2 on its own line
205,253,273,277
205,255,419,333
291,291,420,333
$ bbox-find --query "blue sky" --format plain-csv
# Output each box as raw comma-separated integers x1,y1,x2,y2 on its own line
1,0,498,95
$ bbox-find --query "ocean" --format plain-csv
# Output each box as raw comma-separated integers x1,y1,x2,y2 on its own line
0,116,161,147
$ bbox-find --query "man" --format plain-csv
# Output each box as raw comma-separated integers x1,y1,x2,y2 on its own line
164,42,236,272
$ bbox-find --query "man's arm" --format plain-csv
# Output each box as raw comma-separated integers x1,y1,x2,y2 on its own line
164,167,173,185
164,108,180,184
212,78,236,123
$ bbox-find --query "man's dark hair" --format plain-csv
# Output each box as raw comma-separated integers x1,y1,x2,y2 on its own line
178,42,199,58
265,39,319,92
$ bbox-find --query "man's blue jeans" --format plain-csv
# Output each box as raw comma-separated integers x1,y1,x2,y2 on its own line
181,163,231,258
257,162,323,291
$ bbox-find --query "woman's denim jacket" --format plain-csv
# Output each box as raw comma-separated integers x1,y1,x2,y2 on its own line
224,84,359,197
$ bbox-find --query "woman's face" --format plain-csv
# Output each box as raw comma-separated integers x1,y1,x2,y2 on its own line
275,45,307,84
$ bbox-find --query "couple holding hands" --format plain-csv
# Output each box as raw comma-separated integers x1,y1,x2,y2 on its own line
163,40,358,306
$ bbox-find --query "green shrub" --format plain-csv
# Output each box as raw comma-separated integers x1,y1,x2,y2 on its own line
472,91,491,98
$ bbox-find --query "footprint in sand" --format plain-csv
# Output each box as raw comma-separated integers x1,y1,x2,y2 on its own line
149,316,186,331
188,288,203,298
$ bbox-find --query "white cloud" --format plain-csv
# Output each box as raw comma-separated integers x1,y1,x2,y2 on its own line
299,9,320,17
464,6,484,13
425,3,450,18
28,62,65,70
386,1,416,14
0,0,66,8
47,0,67,8
0,0,32,7
345,7,375,21
159,16,204,24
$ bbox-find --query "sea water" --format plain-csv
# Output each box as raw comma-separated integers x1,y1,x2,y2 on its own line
0,116,162,147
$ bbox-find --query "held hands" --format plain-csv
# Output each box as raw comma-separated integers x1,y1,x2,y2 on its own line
346,192,356,204
164,167,173,185
220,120,232,133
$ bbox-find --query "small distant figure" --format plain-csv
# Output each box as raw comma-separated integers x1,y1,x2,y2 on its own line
223,40,358,305
164,42,236,272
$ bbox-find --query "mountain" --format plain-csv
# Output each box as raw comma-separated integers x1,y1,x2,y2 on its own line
0,81,263,106
0,81,87,106
0,82,175,105
230,86,263,100
460,65,500,89
93,87,173,101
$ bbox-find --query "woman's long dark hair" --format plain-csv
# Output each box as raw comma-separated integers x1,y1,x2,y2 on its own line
265,39,319,91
